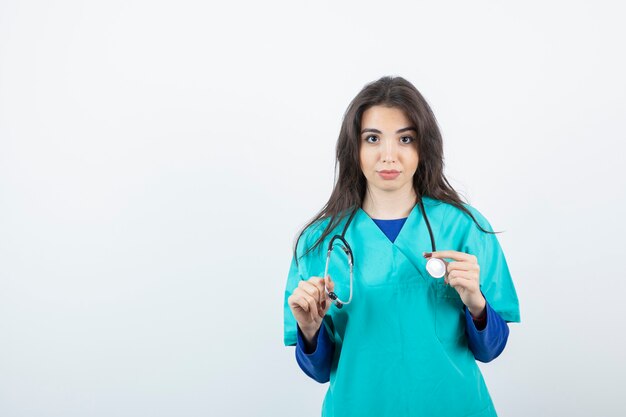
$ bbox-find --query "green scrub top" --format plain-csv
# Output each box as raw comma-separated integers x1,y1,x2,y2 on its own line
283,196,521,417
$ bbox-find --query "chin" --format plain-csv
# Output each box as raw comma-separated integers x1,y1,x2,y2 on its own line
375,183,404,192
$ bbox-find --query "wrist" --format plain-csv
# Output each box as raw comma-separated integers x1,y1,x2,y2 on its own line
467,295,487,319
299,323,321,343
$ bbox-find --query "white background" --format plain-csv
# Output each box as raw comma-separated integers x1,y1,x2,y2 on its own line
1,1,625,416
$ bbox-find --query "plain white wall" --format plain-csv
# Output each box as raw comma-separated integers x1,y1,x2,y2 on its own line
1,1,625,416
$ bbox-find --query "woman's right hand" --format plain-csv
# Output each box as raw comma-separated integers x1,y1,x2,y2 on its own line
287,275,335,340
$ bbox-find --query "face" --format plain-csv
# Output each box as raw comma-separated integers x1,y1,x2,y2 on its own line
359,105,419,194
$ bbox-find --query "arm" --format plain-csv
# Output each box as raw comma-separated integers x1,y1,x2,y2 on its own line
295,322,335,383
464,300,510,363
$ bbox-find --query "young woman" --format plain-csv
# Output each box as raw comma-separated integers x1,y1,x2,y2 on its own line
283,76,520,417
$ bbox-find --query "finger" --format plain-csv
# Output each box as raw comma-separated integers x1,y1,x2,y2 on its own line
448,277,479,293
446,261,480,273
445,269,477,285
301,292,319,318
289,293,310,313
318,298,327,317
310,277,327,302
425,250,477,263
299,280,323,303
309,277,328,317
448,273,479,290
447,270,478,281
320,276,335,315
291,290,319,317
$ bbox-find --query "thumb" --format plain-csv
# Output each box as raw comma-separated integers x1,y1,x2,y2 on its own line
325,275,335,293
319,275,334,315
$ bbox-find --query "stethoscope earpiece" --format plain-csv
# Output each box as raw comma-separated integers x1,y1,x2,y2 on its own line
327,291,343,308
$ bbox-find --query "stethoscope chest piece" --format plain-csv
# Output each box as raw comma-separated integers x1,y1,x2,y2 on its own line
426,257,446,279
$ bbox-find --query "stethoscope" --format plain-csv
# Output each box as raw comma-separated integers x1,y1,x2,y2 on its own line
324,196,447,309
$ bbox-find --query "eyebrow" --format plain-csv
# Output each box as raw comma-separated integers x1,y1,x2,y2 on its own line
361,127,417,134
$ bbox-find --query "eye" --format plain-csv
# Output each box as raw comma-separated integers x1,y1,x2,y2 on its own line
365,135,379,143
400,136,414,144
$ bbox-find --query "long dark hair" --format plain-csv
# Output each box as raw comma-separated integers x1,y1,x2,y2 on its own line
293,76,499,264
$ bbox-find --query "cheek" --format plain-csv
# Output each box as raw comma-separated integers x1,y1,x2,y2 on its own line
408,150,419,170
399,148,419,170
359,150,374,171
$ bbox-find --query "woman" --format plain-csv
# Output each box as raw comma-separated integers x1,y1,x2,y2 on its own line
283,76,520,416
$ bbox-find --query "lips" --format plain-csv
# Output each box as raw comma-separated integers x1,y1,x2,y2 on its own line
378,170,401,180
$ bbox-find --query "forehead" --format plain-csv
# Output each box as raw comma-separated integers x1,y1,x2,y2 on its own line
361,105,411,129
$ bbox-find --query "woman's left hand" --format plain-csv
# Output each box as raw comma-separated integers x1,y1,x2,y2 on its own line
425,250,486,317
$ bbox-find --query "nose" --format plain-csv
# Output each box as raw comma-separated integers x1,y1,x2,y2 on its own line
381,137,398,163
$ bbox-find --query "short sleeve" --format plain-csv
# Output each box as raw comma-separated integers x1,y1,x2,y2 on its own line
466,209,521,323
283,253,305,346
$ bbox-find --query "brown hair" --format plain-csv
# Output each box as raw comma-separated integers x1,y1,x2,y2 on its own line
294,76,499,264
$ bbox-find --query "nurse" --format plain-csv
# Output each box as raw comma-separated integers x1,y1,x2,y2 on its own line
283,76,520,416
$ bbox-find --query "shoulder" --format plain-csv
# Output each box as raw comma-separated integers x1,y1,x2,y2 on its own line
448,201,493,232
295,210,354,259
424,196,494,238
298,217,329,246
294,216,332,260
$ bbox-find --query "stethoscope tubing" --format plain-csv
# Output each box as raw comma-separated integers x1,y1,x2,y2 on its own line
324,196,446,309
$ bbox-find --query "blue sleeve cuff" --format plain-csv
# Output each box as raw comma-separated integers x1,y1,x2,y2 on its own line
295,323,334,383
464,299,510,363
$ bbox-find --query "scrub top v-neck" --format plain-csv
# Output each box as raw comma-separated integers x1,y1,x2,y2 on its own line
371,217,408,243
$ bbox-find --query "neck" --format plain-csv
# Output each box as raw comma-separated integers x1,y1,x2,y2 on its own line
361,183,417,219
